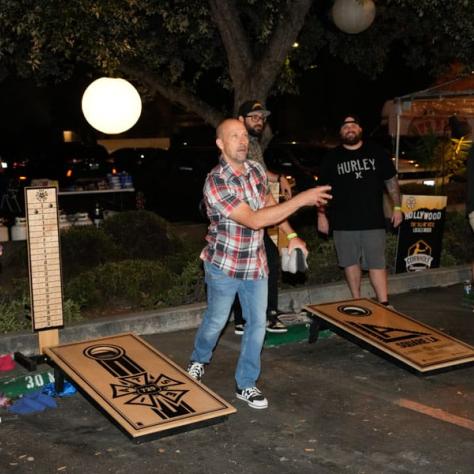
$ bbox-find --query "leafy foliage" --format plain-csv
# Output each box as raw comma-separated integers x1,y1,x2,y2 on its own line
441,211,474,264
1,1,473,125
163,255,206,306
0,294,82,334
65,259,175,309
60,225,121,278
100,210,183,260
1,209,472,334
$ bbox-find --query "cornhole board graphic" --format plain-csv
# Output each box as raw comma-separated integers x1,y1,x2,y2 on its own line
44,333,236,441
305,299,474,373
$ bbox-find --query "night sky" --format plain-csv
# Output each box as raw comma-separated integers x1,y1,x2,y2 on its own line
0,49,432,157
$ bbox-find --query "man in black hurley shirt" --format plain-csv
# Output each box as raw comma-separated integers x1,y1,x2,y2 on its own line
317,115,403,307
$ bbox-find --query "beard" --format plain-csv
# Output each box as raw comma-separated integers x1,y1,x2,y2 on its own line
341,130,362,146
247,124,263,137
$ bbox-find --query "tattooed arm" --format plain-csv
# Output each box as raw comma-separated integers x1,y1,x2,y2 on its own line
384,175,403,228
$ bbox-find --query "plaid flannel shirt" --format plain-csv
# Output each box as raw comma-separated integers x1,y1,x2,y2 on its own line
200,156,269,279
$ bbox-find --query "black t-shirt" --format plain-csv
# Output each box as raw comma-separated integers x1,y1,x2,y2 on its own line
319,142,396,230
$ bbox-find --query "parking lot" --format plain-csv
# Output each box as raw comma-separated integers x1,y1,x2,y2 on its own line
1,284,473,473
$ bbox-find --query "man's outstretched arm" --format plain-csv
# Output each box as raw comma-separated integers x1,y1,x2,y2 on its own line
229,186,332,231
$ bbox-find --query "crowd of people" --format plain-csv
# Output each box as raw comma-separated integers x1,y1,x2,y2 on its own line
186,99,406,410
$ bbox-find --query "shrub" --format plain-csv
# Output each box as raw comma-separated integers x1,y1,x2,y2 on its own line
163,256,205,306
0,241,28,280
0,296,30,333
442,211,474,263
0,295,82,334
65,259,175,310
61,226,121,278
101,210,183,260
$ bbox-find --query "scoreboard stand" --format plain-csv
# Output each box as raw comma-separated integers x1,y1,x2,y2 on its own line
13,186,65,393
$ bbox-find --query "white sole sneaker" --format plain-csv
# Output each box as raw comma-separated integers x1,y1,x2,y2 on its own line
235,388,268,409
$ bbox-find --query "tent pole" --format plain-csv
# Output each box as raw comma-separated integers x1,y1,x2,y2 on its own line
395,99,401,171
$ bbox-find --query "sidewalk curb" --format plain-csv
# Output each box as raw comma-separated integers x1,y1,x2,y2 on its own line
1,265,470,356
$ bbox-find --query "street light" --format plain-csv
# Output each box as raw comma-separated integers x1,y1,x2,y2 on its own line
332,0,376,34
81,77,142,134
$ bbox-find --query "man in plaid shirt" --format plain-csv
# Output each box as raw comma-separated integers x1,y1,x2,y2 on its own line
187,118,331,409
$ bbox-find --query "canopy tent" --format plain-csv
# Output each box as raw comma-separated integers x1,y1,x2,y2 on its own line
381,73,474,168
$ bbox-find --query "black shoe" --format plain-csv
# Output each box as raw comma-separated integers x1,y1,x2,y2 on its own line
186,361,205,381
234,323,245,335
266,319,288,333
235,386,268,409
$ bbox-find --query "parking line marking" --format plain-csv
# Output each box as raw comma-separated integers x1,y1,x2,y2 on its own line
396,398,474,432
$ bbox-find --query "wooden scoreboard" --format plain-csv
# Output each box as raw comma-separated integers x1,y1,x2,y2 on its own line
25,186,64,352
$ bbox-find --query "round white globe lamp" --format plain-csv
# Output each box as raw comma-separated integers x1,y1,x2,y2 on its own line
81,77,142,134
332,0,376,34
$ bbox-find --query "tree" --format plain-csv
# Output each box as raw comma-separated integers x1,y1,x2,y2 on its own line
1,0,473,128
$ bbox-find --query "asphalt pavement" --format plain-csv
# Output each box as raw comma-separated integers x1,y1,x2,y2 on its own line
1,284,474,474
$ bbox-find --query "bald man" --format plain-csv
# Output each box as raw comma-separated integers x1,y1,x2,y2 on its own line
187,119,331,409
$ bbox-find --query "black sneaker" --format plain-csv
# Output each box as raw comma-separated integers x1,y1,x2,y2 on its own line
266,319,288,333
186,361,205,381
235,386,268,409
234,323,245,335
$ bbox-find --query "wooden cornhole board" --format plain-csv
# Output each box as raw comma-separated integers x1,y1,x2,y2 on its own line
305,298,474,374
44,333,236,441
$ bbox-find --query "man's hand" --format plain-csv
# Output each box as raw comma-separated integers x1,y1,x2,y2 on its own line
317,213,329,235
391,209,403,228
298,185,332,207
287,236,307,255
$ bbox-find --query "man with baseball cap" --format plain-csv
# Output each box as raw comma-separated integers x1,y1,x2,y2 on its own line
229,100,293,335
237,100,291,197
317,114,403,307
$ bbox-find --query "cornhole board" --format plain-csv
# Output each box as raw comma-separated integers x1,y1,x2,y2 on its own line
44,333,236,442
305,298,474,374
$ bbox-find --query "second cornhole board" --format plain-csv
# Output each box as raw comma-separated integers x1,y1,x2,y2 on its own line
305,299,474,373
44,333,236,441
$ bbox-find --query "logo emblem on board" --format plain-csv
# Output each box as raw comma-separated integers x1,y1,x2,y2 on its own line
84,344,195,420
405,239,433,271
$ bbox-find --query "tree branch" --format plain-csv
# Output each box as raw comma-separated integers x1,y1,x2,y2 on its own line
254,0,313,97
121,64,224,128
208,0,253,91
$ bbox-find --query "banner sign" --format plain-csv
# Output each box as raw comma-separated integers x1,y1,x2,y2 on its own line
395,194,447,273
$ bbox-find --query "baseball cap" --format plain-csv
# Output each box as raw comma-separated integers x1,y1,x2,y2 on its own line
238,100,271,118
340,114,362,128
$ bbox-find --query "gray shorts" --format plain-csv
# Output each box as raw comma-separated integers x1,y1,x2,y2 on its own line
333,229,386,270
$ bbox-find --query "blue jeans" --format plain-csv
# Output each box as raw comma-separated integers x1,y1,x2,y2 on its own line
191,261,268,389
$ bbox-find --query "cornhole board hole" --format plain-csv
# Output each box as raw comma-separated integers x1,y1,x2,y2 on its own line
44,333,236,442
305,298,474,374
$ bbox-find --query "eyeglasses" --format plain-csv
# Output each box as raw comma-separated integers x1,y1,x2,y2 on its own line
245,114,267,123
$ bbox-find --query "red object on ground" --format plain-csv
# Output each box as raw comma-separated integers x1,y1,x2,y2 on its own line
0,354,16,372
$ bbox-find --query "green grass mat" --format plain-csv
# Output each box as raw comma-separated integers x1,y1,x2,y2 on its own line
0,368,54,398
264,324,332,347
